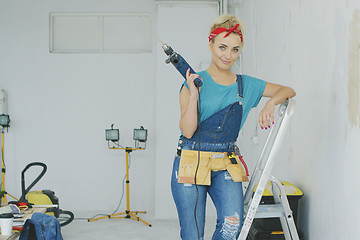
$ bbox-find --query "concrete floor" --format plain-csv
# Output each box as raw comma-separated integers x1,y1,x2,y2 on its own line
61,214,216,240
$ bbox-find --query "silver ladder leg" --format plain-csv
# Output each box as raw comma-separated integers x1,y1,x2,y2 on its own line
270,176,300,240
239,99,296,240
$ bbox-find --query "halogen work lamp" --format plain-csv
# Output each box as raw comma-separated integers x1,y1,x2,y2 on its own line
0,114,10,128
133,126,147,142
97,125,150,226
133,126,147,148
105,124,119,142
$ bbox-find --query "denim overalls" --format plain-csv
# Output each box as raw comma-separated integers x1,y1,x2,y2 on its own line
171,75,244,240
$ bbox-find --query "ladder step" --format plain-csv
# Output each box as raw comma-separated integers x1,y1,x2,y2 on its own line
244,204,285,218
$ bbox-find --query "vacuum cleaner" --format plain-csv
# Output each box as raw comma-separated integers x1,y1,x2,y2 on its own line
15,162,74,227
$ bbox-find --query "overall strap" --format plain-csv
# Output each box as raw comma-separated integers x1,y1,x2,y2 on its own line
237,75,244,104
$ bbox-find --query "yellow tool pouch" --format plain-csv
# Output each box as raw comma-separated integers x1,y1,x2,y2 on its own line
178,150,249,185
178,150,211,185
226,157,249,182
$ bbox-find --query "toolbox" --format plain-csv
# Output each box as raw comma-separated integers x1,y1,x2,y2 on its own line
247,222,304,240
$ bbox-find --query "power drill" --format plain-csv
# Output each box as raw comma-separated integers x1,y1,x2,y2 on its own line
160,40,203,87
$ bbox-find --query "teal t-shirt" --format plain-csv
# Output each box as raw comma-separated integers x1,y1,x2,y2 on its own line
182,70,266,129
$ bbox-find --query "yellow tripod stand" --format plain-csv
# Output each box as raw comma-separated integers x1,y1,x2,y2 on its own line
89,147,151,227
1,129,18,205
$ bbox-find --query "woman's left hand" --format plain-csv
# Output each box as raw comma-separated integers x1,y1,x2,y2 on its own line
259,101,275,129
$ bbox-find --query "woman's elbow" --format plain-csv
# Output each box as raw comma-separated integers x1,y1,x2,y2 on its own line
180,124,195,139
182,133,194,139
289,87,296,98
181,129,195,139
284,86,296,98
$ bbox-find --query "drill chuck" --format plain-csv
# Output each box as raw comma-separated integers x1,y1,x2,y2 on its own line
161,43,174,56
160,42,203,87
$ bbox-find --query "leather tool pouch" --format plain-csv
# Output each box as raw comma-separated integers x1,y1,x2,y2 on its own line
178,150,211,185
226,155,249,182
178,150,248,185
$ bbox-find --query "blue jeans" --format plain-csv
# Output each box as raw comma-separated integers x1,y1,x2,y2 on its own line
20,212,63,240
171,153,244,240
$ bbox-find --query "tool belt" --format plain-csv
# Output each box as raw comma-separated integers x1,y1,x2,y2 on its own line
178,149,249,185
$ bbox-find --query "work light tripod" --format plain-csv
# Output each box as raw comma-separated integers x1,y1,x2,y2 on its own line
1,128,18,205
88,147,151,227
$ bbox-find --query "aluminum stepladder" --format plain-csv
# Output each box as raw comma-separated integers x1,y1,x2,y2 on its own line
238,99,300,240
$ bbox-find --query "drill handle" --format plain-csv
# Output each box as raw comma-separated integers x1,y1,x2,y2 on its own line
171,53,203,87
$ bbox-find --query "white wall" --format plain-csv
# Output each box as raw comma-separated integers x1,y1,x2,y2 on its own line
0,0,156,216
1,0,360,239
236,0,360,239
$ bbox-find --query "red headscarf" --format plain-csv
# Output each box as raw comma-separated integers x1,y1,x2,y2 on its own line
208,24,243,42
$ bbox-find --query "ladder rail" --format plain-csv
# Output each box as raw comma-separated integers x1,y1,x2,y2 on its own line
270,176,300,240
243,100,293,205
239,99,295,240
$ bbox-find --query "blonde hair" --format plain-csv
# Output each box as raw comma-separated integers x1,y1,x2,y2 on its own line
209,15,245,48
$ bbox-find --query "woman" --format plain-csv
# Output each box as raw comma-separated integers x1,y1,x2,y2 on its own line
171,15,296,240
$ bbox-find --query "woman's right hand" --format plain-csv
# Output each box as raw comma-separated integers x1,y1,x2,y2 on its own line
186,68,202,96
